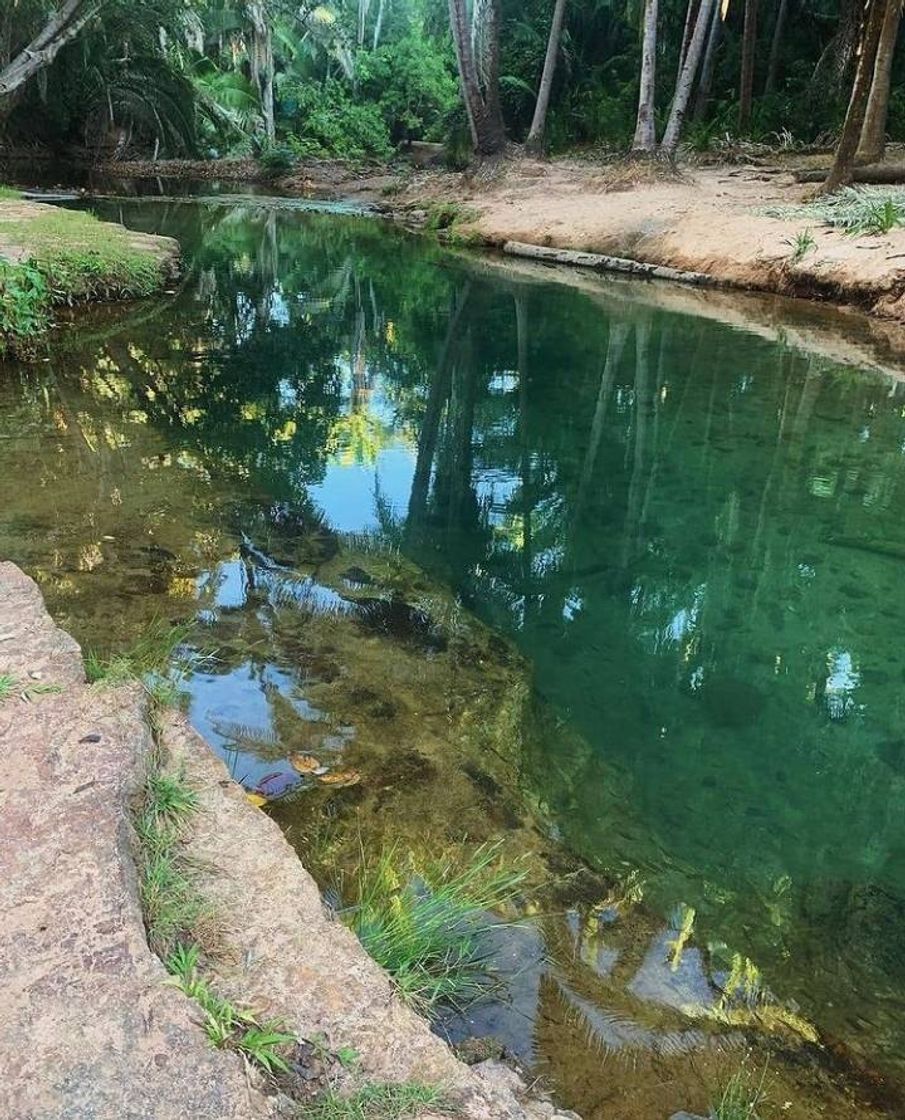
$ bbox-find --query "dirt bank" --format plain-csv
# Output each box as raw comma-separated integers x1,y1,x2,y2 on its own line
0,562,578,1120
389,156,905,330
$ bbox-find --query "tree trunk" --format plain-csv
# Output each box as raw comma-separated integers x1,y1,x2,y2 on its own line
765,0,790,94
678,0,701,72
821,0,889,193
0,0,102,100
448,0,505,154
632,0,659,152
693,0,723,120
738,0,760,132
526,0,569,152
246,1,275,143
856,0,902,163
661,0,716,155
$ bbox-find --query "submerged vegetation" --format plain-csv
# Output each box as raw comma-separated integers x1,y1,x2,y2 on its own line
340,841,524,1015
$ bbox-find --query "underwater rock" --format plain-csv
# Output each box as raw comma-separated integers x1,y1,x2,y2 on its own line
698,674,764,728
341,566,374,587
355,596,447,653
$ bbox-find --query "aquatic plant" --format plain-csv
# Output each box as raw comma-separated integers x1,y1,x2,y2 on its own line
299,1083,445,1119
711,1062,769,1120
85,618,195,692
667,903,696,972
339,841,525,1015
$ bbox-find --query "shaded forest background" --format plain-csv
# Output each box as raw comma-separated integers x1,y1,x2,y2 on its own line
0,0,902,174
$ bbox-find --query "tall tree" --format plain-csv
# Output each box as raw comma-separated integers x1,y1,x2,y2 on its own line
246,0,274,143
738,0,760,132
693,0,724,119
632,0,659,152
855,0,903,163
0,0,104,101
821,0,888,192
448,0,505,154
661,0,716,154
526,0,569,152
765,0,790,93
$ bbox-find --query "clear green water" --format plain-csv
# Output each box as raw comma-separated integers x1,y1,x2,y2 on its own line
3,199,905,1117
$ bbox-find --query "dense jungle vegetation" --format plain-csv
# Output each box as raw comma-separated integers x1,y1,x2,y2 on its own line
0,0,902,186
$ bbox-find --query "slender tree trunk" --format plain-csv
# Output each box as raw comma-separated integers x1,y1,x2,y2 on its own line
448,0,505,154
372,0,386,49
739,0,760,132
856,0,902,162
765,0,790,93
246,1,275,143
0,0,103,100
693,0,723,120
526,0,569,152
822,0,888,193
661,0,716,155
678,0,701,72
632,0,659,152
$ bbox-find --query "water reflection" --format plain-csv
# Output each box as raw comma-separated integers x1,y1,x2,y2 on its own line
2,201,905,1115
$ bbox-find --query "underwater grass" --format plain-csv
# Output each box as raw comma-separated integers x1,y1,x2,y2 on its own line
711,1062,769,1120
339,841,524,1016
300,1083,446,1120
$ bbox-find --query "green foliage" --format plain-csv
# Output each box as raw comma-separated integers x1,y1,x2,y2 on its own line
259,143,297,178
85,618,193,686
711,1063,769,1120
283,79,392,161
0,674,16,702
166,942,295,1071
0,260,51,355
356,33,458,144
783,228,816,263
0,185,22,199
340,841,524,1015
300,1083,445,1120
766,188,905,237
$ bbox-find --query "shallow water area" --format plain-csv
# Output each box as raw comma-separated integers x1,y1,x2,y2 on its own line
2,196,905,1119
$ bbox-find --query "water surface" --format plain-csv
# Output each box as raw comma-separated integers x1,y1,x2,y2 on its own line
2,199,905,1118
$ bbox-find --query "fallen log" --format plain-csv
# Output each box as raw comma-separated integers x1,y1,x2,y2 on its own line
795,163,905,184
501,240,719,287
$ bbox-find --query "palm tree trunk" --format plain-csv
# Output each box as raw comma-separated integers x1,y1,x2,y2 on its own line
632,0,659,152
0,0,103,99
739,0,760,132
822,0,888,193
678,0,701,71
448,0,505,155
246,1,275,143
856,0,902,162
661,0,716,155
693,0,723,120
765,0,790,93
526,0,569,152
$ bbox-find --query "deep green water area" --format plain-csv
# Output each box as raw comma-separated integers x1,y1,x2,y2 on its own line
3,199,905,1119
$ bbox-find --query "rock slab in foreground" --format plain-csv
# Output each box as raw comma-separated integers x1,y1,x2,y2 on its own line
0,562,578,1120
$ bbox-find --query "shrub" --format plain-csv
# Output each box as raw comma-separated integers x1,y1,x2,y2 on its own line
258,144,297,178
282,79,392,161
0,260,51,354
355,33,458,144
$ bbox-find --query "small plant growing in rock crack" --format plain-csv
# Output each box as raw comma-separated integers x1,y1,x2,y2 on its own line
299,1083,446,1119
0,674,17,701
85,618,194,687
782,228,816,263
166,942,295,1072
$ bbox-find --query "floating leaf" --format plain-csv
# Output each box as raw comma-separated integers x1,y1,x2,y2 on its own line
290,752,322,774
245,792,268,807
317,768,361,788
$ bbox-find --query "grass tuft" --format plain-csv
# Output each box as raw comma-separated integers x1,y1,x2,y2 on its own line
85,618,194,690
300,1083,446,1120
0,185,22,199
0,673,16,701
765,186,905,236
711,1062,769,1120
340,841,524,1016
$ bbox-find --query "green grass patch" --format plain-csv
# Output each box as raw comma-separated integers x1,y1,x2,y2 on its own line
711,1063,769,1120
422,201,480,244
300,1083,446,1119
0,185,22,199
85,618,194,688
0,205,169,354
340,841,524,1016
0,673,17,701
167,943,295,1072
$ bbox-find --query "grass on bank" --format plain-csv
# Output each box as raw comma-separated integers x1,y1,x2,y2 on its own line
0,204,168,355
85,618,194,699
299,1083,446,1120
339,841,524,1016
765,185,905,236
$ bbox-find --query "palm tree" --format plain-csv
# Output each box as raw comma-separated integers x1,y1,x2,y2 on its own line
448,0,505,154
661,0,715,155
738,0,759,132
856,0,903,163
526,0,569,153
631,0,659,153
0,0,105,101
